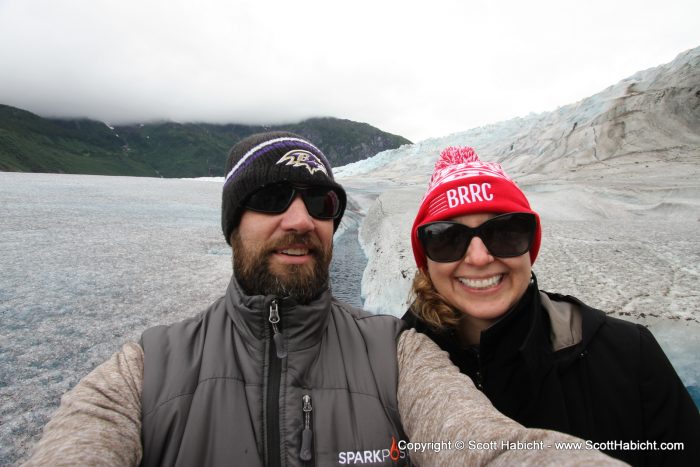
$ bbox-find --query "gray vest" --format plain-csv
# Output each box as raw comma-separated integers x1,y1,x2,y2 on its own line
140,279,409,466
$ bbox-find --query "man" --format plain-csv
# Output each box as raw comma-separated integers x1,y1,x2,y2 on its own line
24,132,622,466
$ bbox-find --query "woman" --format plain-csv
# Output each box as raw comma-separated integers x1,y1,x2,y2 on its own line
403,146,700,466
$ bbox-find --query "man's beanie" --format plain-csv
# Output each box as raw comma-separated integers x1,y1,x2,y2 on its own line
411,146,541,270
222,131,347,244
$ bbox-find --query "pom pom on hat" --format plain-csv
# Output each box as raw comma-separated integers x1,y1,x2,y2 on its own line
411,146,541,269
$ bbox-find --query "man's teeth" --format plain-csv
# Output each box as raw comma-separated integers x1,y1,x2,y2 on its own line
457,275,503,289
280,248,309,256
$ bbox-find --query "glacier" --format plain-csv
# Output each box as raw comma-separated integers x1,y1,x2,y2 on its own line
335,45,700,412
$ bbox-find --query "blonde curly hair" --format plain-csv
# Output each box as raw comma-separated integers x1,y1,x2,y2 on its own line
408,269,460,330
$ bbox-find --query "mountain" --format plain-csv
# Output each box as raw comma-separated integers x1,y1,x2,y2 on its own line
0,109,411,177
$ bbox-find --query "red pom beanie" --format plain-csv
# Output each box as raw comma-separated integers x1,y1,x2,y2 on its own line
411,146,541,270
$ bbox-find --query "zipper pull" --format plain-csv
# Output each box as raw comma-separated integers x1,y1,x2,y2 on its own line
475,350,484,390
269,300,287,358
300,394,313,461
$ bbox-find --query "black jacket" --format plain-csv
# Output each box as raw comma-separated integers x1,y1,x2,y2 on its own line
403,276,700,466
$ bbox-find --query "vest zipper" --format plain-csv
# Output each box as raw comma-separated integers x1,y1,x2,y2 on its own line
269,299,287,358
475,349,484,390
299,393,314,462
266,299,284,467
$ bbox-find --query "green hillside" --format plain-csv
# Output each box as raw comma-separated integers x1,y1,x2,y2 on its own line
0,105,411,177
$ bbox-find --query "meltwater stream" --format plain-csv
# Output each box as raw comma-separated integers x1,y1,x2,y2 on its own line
329,228,366,308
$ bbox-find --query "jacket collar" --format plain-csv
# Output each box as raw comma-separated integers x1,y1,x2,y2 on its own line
517,276,552,386
520,274,609,371
480,279,538,357
538,290,607,364
404,273,608,396
224,276,332,352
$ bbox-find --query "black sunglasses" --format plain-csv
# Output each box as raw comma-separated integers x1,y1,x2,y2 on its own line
417,212,536,262
244,182,343,220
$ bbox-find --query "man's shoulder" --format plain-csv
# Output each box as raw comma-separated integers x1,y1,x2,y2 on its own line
331,297,401,321
330,297,407,335
141,295,226,342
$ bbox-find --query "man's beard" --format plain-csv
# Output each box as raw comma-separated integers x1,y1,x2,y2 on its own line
232,231,332,304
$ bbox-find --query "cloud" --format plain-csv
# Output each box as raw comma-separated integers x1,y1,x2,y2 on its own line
1,0,699,141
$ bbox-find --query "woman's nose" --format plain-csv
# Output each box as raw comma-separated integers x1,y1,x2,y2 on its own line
463,236,494,266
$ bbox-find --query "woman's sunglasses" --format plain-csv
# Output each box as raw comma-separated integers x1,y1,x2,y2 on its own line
417,212,536,262
244,182,343,220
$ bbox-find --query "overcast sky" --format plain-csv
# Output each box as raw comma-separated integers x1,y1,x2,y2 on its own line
1,0,698,142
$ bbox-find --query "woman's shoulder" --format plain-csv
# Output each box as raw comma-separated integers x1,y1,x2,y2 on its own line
541,291,648,351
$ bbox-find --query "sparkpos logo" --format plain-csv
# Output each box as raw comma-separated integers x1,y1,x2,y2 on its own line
337,437,408,464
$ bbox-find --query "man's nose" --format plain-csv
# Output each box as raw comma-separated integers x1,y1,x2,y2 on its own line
279,195,315,232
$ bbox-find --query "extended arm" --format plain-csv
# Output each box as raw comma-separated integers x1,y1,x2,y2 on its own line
22,342,144,466
397,329,626,466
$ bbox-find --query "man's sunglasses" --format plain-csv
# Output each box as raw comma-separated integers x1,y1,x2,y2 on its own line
244,182,343,220
417,212,536,263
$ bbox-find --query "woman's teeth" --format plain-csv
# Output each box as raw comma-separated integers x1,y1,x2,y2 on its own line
457,274,503,289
